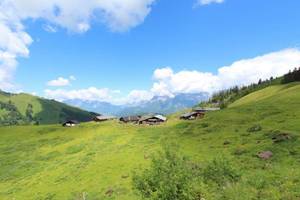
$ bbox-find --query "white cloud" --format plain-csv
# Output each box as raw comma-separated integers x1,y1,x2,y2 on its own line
47,77,72,87
44,87,153,105
152,67,220,96
69,75,76,81
0,11,33,90
43,24,57,33
197,0,224,6
151,48,300,96
123,90,153,104
0,0,155,90
2,0,155,32
44,87,116,102
47,76,77,87
44,49,300,104
217,48,300,88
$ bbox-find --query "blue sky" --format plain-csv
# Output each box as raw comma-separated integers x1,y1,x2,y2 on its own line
1,0,300,104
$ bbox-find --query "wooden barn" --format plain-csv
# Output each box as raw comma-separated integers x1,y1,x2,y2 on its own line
119,116,141,123
180,112,205,120
180,107,220,120
62,120,79,127
94,116,116,122
139,114,167,125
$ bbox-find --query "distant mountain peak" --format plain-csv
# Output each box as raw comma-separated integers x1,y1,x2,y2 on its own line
64,92,209,117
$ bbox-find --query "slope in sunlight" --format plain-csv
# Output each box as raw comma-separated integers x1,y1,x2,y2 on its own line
0,91,98,125
0,83,300,199
230,82,300,108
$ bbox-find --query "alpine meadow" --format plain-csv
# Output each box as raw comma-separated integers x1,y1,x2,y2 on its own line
1,76,300,199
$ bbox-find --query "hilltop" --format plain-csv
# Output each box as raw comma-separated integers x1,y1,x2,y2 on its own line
0,82,299,199
0,91,98,125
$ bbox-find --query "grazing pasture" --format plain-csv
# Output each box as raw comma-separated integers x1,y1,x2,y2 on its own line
1,83,300,199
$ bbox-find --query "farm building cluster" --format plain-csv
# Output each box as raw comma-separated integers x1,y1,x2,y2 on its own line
180,107,220,120
62,107,220,127
62,114,167,127
94,114,168,125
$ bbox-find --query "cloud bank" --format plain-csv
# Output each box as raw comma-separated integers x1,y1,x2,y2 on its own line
44,87,120,102
44,48,300,104
152,49,300,96
0,0,156,90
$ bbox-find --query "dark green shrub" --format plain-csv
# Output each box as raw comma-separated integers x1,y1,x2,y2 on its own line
220,101,228,109
132,145,207,200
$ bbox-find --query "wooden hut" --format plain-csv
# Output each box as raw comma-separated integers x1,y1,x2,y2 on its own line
180,107,220,120
139,114,167,125
94,116,116,122
62,120,79,127
119,116,141,123
180,112,205,120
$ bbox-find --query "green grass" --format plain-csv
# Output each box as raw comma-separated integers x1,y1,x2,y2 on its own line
1,83,300,199
7,93,42,116
229,82,300,108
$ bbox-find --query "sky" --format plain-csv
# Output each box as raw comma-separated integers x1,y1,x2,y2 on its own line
1,0,300,104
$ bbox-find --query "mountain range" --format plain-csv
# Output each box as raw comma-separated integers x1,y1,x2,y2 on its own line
64,93,209,116
0,90,208,126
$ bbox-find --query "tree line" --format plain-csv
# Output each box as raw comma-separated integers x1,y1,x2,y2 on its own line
282,67,300,84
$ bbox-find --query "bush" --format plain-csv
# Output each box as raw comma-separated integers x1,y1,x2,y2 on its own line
202,158,240,187
133,146,242,200
132,145,207,200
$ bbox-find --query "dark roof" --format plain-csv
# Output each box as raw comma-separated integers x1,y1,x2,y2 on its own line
155,115,167,121
139,114,167,122
120,116,141,122
63,120,80,124
180,112,197,118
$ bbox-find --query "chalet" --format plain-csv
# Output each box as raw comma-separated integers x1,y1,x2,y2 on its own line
180,107,220,120
62,120,79,127
180,112,205,120
139,114,167,125
94,116,116,122
119,116,141,123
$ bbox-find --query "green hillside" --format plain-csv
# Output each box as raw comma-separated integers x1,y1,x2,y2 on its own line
0,83,300,199
229,82,300,108
0,91,97,125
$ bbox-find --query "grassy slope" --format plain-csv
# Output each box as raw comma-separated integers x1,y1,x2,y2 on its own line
229,82,300,108
0,93,42,115
0,83,300,199
0,92,95,124
35,98,96,124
